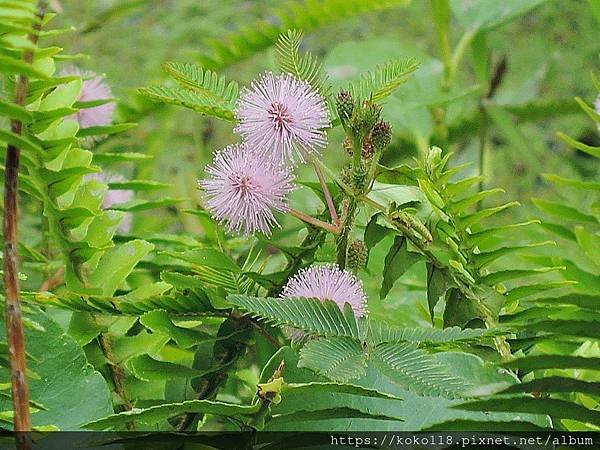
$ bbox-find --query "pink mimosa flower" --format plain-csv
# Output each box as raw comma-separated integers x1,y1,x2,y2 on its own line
235,72,330,164
199,143,295,236
282,264,367,317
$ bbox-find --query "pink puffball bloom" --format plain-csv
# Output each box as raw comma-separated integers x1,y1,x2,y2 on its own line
235,72,330,164
199,143,295,236
281,264,367,317
63,67,115,129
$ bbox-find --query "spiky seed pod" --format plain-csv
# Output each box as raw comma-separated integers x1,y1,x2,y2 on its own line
352,164,367,191
372,120,392,150
340,165,353,186
346,240,368,271
353,100,381,135
336,90,354,124
361,134,375,159
343,136,353,155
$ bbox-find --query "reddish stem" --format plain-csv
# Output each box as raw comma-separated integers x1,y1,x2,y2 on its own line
312,160,339,226
3,4,44,448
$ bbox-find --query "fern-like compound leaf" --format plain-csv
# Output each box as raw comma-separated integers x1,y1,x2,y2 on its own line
275,29,330,95
371,341,468,399
228,295,362,339
138,85,236,121
348,58,419,102
298,336,367,382
162,62,239,103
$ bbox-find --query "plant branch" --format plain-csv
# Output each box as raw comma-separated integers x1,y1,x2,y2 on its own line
311,158,339,226
289,209,340,235
97,333,135,430
3,3,45,444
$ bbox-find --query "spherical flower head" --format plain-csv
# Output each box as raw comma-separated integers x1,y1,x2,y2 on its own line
235,72,330,165
62,66,115,129
199,143,295,236
281,264,367,317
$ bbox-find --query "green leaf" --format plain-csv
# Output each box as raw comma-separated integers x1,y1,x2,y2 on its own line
533,198,597,223
76,122,137,137
139,310,212,348
125,355,205,382
0,309,112,430
107,197,185,211
0,98,32,123
426,263,453,321
456,397,600,426
474,241,555,268
276,29,329,93
542,173,600,191
501,377,600,396
371,342,467,399
93,152,152,164
107,179,171,191
457,202,520,229
139,85,236,121
162,61,239,103
480,266,564,285
348,58,419,102
380,236,422,299
161,248,240,273
89,239,154,296
366,321,498,345
0,54,49,78
575,226,600,269
228,295,361,339
364,213,391,249
299,337,367,382
83,399,259,430
501,355,600,372
0,129,43,154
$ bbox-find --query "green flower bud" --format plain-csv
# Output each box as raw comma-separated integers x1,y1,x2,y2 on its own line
347,239,368,271
336,90,354,124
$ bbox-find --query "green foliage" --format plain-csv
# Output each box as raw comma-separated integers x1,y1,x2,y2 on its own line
0,308,112,430
196,0,412,69
276,29,330,94
348,58,419,102
229,295,362,339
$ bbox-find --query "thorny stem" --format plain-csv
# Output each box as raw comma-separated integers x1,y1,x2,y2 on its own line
3,4,45,446
289,208,340,235
311,157,339,226
336,198,358,268
97,333,135,430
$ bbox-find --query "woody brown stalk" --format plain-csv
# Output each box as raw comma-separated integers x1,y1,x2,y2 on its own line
3,4,44,445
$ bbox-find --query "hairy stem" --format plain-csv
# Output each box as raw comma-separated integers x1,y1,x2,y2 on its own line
289,209,340,235
3,4,45,444
311,158,339,226
336,198,358,268
97,333,135,430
